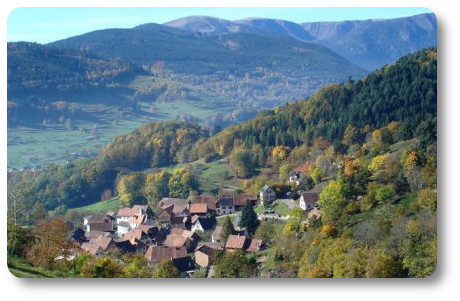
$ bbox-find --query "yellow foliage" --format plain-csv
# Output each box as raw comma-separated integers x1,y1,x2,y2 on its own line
405,151,420,167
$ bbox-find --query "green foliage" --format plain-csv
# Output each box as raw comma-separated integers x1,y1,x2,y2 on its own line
123,255,153,278
221,216,236,242
254,220,276,241
318,180,348,224
80,257,124,278
214,249,257,278
168,168,199,199
229,148,256,178
239,201,260,234
152,260,180,278
7,222,32,257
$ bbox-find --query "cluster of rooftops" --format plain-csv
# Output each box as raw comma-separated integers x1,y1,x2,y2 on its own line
72,193,267,275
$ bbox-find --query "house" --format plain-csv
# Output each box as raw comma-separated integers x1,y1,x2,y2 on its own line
194,242,224,267
195,194,218,211
233,194,258,211
123,229,153,248
299,192,319,211
289,171,305,186
163,228,199,252
159,198,190,214
81,242,103,256
145,246,195,272
116,206,155,235
81,234,114,256
190,216,215,232
113,239,137,253
225,234,248,252
138,225,167,246
245,239,264,253
259,185,277,207
84,213,116,233
225,234,264,253
211,225,222,243
217,197,235,215
189,203,209,217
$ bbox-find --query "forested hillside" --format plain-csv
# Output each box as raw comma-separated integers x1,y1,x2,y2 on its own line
8,47,437,278
8,47,436,213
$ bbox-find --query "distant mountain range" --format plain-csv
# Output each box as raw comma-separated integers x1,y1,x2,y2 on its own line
7,13,437,168
165,13,437,71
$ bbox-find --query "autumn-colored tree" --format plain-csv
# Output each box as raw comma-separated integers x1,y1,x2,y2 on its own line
80,257,124,278
143,171,171,209
283,207,305,235
117,173,145,207
168,168,199,198
417,189,437,212
271,145,290,162
152,260,180,278
25,218,78,270
344,156,359,176
311,167,322,185
342,125,360,146
123,255,153,278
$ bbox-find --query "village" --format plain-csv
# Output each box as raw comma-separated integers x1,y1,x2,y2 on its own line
72,171,321,277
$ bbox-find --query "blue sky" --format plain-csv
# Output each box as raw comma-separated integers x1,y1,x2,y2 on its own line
7,7,433,44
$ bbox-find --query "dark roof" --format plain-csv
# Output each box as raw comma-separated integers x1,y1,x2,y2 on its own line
218,197,234,207
118,221,131,228
301,192,319,205
173,256,195,272
195,242,224,253
71,228,87,242
87,213,113,224
192,216,215,230
114,239,136,253
89,222,114,232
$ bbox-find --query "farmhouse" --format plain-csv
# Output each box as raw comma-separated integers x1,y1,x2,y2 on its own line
259,185,276,207
299,192,319,211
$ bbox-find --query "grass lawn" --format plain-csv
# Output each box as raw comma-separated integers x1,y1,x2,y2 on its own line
255,200,291,216
7,256,75,278
68,197,120,215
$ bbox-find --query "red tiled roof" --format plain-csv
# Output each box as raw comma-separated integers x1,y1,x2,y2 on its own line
233,194,257,207
145,246,187,263
118,207,139,218
189,203,208,214
225,235,247,250
195,195,218,210
246,239,263,253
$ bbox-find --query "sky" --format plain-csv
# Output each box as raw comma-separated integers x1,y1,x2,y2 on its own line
7,7,433,44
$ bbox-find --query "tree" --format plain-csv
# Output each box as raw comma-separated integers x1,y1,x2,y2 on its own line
254,221,275,241
214,249,257,278
152,260,180,278
221,216,236,242
311,167,322,185
318,180,347,223
417,189,437,212
143,171,171,209
168,168,199,198
7,180,28,227
80,257,124,278
229,149,255,178
116,173,145,207
123,255,153,278
7,221,32,257
25,218,78,270
239,201,259,234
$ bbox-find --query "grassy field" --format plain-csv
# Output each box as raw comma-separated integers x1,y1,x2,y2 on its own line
7,256,74,278
255,200,291,216
67,197,120,215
